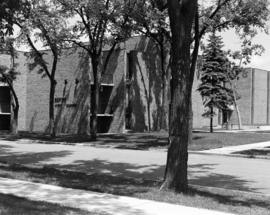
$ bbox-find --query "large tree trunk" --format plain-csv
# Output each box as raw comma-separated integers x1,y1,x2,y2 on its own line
48,56,58,137
147,86,151,132
233,86,242,130
10,87,19,135
161,0,197,193
11,106,19,135
210,106,214,133
234,101,242,130
90,57,100,140
160,42,168,130
49,80,56,137
6,78,19,135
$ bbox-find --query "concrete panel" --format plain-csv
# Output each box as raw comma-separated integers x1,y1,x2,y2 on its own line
128,50,167,132
14,52,28,130
253,69,268,124
230,68,252,126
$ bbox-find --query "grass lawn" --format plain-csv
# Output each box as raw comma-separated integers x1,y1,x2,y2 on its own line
0,162,269,215
2,131,270,151
190,131,270,150
0,193,97,215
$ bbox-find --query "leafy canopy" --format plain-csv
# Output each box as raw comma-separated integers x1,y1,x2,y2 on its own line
56,0,133,55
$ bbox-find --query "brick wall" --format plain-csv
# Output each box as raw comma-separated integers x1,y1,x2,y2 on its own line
0,52,27,131
4,36,270,133
22,45,126,134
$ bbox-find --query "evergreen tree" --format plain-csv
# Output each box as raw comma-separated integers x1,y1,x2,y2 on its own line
198,31,233,133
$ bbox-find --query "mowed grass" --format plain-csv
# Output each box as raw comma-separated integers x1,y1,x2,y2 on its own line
2,130,270,151
0,193,96,215
0,163,269,215
190,131,270,150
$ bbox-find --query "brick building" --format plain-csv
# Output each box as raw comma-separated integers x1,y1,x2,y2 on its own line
0,36,269,133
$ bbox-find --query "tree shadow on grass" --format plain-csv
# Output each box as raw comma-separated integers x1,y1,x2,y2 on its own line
190,173,258,193
0,150,72,166
0,131,218,151
50,159,165,182
0,161,159,197
188,187,270,210
0,193,90,215
0,179,148,215
189,163,260,193
0,145,13,153
0,132,169,149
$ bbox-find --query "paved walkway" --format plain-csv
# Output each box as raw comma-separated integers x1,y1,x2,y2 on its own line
200,141,270,154
0,140,270,195
0,177,234,215
195,126,270,133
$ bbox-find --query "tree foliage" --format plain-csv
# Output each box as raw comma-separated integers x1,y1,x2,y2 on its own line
154,0,270,192
0,38,20,134
198,32,233,132
0,0,23,38
16,0,69,136
197,0,269,60
56,0,133,139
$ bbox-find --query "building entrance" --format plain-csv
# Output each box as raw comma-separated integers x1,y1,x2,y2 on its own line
0,86,11,131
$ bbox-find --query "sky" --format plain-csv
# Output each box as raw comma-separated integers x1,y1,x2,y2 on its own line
222,28,270,70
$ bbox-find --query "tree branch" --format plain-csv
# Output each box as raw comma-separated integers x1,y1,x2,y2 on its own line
197,0,231,41
36,20,58,57
64,39,92,56
14,22,52,80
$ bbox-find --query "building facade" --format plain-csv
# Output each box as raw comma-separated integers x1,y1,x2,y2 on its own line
0,36,269,133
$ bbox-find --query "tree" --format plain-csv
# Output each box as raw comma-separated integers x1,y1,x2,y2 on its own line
158,0,269,192
0,1,28,135
160,0,198,193
0,0,22,38
130,0,171,130
0,39,19,134
198,32,233,133
56,0,132,139
16,0,68,137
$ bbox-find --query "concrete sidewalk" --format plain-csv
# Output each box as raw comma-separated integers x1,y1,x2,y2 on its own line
0,140,270,195
199,141,270,155
0,177,234,215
